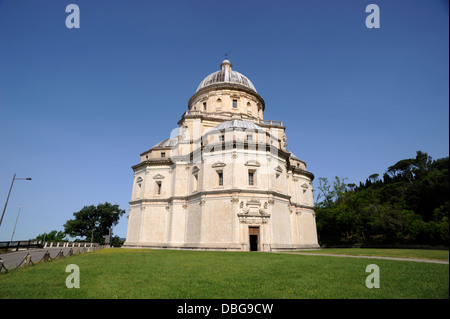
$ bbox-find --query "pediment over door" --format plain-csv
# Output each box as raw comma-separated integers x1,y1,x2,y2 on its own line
237,198,270,224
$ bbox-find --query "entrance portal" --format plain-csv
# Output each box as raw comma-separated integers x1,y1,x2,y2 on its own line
249,227,260,251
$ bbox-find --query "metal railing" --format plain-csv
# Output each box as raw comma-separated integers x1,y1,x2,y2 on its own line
43,242,99,248
0,240,99,253
0,240,42,252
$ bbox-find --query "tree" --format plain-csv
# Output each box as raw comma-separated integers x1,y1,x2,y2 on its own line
315,151,449,246
388,159,415,183
315,177,348,208
63,202,125,243
315,177,333,208
33,230,68,242
368,173,379,183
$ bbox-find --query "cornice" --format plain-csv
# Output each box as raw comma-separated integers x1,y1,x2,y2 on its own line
188,83,265,111
129,188,291,206
292,168,315,181
132,159,173,171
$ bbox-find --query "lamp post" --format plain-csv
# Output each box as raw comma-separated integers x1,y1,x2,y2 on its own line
0,173,32,228
10,205,23,242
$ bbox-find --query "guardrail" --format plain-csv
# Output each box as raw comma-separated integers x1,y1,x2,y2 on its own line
43,242,99,248
0,245,109,274
0,240,42,252
0,240,99,253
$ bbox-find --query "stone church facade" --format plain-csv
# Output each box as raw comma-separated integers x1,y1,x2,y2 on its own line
123,59,319,251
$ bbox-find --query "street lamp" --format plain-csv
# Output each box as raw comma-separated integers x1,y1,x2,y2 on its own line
10,205,23,242
0,173,32,228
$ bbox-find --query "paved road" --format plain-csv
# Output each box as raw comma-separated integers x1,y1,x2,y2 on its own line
277,252,449,264
0,247,92,270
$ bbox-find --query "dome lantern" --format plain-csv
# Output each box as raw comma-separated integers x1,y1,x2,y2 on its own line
220,58,232,71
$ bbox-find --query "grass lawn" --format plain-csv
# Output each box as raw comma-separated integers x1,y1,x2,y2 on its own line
294,248,449,261
0,248,448,299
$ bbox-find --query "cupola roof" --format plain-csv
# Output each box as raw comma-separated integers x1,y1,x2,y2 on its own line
196,59,257,93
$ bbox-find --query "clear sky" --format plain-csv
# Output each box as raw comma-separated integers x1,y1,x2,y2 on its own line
0,0,448,241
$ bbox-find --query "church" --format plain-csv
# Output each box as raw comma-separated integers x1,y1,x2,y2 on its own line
123,58,319,251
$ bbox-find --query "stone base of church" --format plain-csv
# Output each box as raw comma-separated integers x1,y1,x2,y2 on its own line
122,241,241,251
122,241,320,251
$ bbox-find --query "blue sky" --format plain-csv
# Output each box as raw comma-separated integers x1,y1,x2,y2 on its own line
0,0,448,241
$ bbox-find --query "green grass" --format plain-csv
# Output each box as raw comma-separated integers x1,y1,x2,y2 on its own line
1,248,448,299
294,248,449,261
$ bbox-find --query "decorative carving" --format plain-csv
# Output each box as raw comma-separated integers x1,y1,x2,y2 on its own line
153,174,165,180
237,214,270,225
246,197,261,206
238,197,269,223
212,161,226,168
245,160,260,167
180,125,188,140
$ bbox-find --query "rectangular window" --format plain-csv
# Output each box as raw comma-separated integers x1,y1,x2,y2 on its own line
219,135,225,141
161,152,166,158
246,134,253,141
156,181,162,195
248,171,254,186
218,171,223,186
232,99,238,109
203,102,207,111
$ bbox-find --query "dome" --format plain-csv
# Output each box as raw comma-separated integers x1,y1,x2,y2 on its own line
211,120,265,132
196,59,257,93
152,138,178,149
